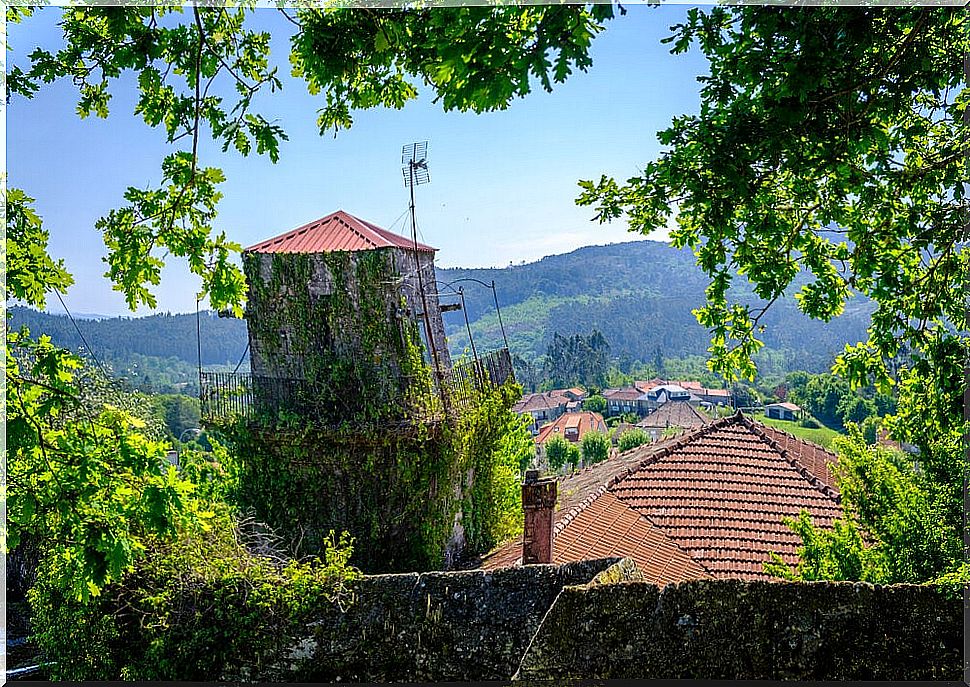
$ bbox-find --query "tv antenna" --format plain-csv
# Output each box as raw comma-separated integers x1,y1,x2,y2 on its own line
402,141,444,388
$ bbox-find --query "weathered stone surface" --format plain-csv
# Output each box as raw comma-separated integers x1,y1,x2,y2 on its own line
515,578,961,681
262,558,619,682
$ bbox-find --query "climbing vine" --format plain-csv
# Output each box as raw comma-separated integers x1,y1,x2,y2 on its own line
223,249,523,571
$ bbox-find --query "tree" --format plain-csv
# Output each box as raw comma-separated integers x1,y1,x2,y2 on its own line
583,394,607,413
618,428,649,452
566,443,582,472
7,4,618,599
543,330,612,388
577,7,967,583
5,191,208,601
9,5,614,314
545,435,570,472
580,430,610,466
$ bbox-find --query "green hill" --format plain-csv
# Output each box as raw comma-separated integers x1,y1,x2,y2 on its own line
9,240,872,390
437,240,873,377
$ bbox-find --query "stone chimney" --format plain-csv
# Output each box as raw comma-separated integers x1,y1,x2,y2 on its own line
522,469,557,565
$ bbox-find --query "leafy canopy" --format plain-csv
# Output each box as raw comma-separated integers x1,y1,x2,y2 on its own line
9,4,614,314
577,7,967,388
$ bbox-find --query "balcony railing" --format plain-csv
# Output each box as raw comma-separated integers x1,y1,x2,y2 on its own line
201,347,515,426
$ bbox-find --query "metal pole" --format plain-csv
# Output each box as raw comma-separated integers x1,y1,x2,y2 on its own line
491,279,510,352
459,287,482,386
409,161,443,389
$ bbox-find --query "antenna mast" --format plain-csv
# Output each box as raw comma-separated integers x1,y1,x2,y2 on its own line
402,141,444,389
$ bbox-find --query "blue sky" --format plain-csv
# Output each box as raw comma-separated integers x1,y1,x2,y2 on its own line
8,6,710,316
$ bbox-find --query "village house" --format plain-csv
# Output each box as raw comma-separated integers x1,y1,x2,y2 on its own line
602,387,644,417
765,402,802,422
535,410,607,452
636,379,733,410
642,383,692,411
513,387,587,434
636,399,708,441
480,412,841,582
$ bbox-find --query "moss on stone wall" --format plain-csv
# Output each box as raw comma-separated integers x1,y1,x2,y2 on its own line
516,577,962,681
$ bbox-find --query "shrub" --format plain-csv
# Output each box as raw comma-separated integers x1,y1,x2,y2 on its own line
618,428,649,452
30,507,360,681
580,431,610,465
545,434,570,471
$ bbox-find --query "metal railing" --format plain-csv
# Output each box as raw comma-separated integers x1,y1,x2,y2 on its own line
201,347,515,425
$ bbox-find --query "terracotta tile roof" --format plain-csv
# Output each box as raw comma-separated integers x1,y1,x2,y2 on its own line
756,422,839,490
246,210,436,254
603,387,643,402
766,402,802,412
535,411,607,444
512,391,566,414
478,413,842,582
634,378,664,393
637,400,708,430
480,491,711,584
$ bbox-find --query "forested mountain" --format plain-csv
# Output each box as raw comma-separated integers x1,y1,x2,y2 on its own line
10,239,873,390
8,308,249,393
438,240,874,377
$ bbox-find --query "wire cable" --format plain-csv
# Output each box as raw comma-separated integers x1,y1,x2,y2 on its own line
232,341,250,374
54,290,112,379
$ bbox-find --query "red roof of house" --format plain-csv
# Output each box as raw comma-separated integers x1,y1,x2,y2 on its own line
636,400,708,430
246,210,436,254
634,378,665,393
513,391,569,414
480,412,841,581
603,387,643,402
535,411,607,444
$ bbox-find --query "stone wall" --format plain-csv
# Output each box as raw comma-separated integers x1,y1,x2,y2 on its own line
231,558,959,682
516,576,962,681
234,558,617,682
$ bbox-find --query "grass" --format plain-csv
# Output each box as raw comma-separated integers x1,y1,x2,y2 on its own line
753,413,844,449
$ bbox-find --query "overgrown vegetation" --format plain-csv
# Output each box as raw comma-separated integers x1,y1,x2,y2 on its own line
577,6,967,584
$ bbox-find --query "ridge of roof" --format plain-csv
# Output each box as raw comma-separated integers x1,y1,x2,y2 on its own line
741,416,841,502
245,209,437,254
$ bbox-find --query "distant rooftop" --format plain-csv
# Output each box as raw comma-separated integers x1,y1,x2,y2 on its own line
246,209,437,254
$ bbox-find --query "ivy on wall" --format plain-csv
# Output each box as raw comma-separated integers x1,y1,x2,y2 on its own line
222,249,524,571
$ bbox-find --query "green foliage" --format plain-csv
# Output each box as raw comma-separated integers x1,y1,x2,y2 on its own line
577,7,967,387
29,506,359,681
766,428,961,584
5,188,74,308
583,394,607,413
148,394,202,442
566,443,582,472
545,434,570,472
457,382,531,551
580,430,610,466
618,428,649,453
4,191,207,602
544,329,611,389
291,6,614,133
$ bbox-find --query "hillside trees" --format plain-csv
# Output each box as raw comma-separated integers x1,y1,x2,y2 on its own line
577,6,968,583
543,329,612,388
